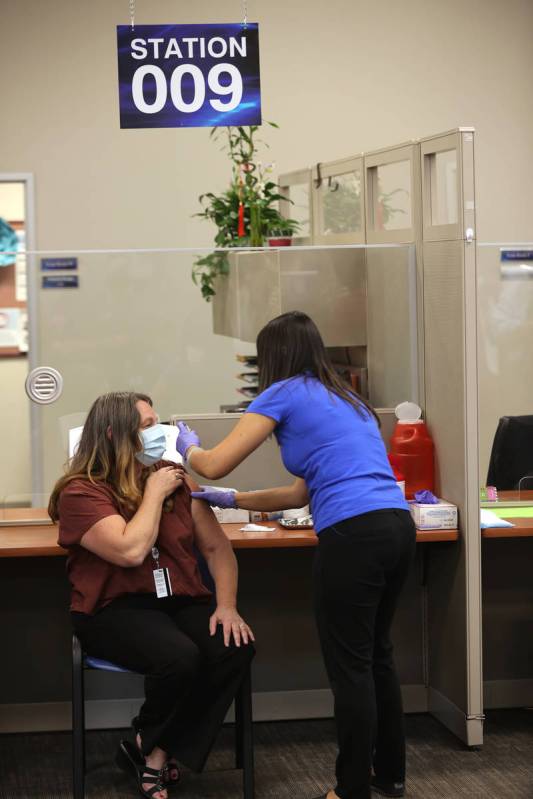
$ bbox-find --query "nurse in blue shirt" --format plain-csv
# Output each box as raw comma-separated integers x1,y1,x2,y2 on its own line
177,311,416,799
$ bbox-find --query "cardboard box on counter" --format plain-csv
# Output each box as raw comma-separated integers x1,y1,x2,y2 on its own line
250,511,283,522
212,507,250,523
409,499,458,530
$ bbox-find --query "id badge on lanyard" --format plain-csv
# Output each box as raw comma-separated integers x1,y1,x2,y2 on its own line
152,546,173,599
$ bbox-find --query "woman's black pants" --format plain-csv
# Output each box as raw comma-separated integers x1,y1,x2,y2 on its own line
72,594,255,772
313,509,416,799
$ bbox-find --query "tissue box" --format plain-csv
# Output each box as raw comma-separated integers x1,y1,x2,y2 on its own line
212,507,250,523
409,499,457,530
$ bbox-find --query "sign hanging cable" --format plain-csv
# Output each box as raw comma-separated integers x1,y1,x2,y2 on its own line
129,0,135,31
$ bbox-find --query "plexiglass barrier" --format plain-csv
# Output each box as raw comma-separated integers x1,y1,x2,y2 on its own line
0,243,417,506
477,243,533,498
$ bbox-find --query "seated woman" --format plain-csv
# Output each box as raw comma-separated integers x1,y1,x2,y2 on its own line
48,391,254,799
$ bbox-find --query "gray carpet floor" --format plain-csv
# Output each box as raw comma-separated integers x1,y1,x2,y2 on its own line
0,710,531,798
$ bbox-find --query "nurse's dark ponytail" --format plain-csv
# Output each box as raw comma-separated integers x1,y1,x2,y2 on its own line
256,311,380,425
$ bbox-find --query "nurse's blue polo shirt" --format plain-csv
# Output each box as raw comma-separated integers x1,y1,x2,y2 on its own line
246,375,408,533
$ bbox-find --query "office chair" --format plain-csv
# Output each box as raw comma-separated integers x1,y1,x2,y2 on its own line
486,415,533,490
72,637,254,799
71,551,254,799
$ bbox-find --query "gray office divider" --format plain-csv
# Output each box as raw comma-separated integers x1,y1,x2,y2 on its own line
477,243,533,711
420,130,483,746
278,128,483,746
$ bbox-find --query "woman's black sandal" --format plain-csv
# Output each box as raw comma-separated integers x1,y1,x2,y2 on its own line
116,739,166,798
163,758,180,786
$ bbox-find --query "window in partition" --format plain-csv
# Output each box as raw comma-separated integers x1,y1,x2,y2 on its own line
375,160,412,231
0,181,28,356
318,170,362,236
287,182,311,238
429,149,458,226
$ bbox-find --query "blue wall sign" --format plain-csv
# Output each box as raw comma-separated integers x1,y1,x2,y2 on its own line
117,23,261,129
500,249,533,261
41,257,78,271
42,275,79,289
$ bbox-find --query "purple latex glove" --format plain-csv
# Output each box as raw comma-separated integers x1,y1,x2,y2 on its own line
414,490,439,504
176,421,201,460
190,486,237,509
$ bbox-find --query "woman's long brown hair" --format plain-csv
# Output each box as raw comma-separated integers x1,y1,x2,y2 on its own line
256,311,380,424
48,391,155,521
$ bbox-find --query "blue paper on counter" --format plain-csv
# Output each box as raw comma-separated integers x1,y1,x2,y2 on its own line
414,490,439,504
480,509,514,529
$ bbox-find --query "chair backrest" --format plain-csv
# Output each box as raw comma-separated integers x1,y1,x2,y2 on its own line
486,415,533,490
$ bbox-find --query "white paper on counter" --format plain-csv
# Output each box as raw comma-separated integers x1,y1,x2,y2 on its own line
239,523,276,532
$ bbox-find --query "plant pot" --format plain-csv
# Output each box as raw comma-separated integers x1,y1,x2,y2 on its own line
267,236,293,247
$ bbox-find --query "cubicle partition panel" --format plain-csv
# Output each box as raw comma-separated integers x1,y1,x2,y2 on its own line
0,243,428,733
420,130,483,746
278,167,314,245
363,142,421,408
213,246,367,346
310,156,366,246
477,243,533,710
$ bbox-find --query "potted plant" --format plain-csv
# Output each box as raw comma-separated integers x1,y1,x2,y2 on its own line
192,125,300,301
266,221,297,247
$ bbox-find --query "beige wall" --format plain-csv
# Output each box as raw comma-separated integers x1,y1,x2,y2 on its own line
1,0,533,497
1,0,533,249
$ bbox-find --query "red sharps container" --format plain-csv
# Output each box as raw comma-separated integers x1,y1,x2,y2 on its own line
389,402,435,499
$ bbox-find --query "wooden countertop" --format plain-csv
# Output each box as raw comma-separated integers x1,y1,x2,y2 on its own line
482,518,533,539
0,509,459,557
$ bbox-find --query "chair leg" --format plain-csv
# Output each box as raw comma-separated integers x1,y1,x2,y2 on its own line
72,633,86,799
234,680,244,769
237,666,255,799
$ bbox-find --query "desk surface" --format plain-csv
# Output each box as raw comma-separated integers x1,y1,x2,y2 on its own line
482,491,533,539
0,509,459,557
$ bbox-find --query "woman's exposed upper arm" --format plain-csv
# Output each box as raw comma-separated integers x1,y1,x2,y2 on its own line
79,514,131,566
191,497,231,559
193,412,276,479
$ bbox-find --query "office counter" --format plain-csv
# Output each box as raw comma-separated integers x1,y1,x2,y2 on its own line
0,512,459,557
480,491,533,708
482,491,533,538
482,518,533,537
0,511,458,733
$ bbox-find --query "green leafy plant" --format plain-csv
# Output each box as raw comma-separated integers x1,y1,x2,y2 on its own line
193,125,300,301
321,176,407,235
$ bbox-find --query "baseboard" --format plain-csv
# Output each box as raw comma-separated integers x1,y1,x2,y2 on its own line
0,684,427,734
484,678,533,709
428,687,483,747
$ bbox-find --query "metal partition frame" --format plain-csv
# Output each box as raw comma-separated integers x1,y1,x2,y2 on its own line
310,155,366,245
278,168,314,245
421,129,475,243
0,173,39,498
420,129,483,746
277,130,482,745
364,143,421,246
363,143,425,408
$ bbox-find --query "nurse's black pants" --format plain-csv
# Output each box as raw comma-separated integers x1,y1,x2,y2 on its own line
313,509,416,799
72,593,254,771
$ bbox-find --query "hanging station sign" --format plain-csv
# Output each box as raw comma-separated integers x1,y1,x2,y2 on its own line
117,23,261,129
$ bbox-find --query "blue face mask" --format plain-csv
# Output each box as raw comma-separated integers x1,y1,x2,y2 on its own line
136,424,167,466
